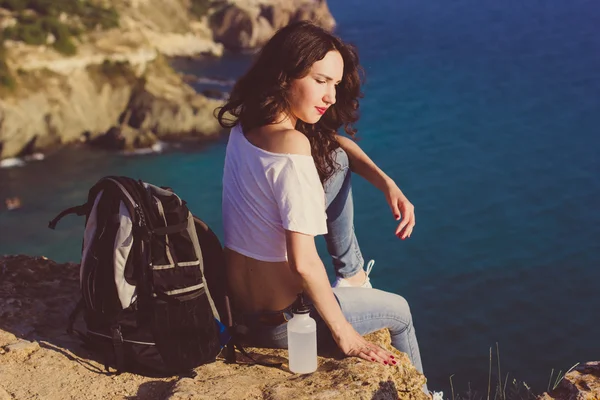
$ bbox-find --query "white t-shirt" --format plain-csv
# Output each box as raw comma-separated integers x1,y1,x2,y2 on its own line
222,124,328,262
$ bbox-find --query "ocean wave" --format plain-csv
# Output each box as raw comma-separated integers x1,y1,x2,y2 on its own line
24,153,45,161
122,141,166,156
0,153,45,168
0,158,25,168
192,77,236,86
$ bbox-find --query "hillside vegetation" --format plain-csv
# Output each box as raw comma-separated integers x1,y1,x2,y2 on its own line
0,0,218,89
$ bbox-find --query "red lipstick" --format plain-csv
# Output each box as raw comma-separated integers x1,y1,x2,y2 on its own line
315,107,327,115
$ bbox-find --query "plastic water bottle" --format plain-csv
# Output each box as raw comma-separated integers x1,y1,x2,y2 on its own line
287,293,317,374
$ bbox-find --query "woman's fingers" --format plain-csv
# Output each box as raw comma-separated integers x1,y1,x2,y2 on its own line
395,215,409,236
363,347,386,364
396,214,414,239
357,342,397,365
396,201,415,239
339,329,398,365
400,219,415,239
389,199,401,221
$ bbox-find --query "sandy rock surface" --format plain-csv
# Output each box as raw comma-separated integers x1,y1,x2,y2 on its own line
0,255,428,399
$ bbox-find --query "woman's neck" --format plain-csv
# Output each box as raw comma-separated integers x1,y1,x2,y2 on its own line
274,112,297,130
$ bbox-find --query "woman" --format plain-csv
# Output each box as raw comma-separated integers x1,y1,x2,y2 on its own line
218,21,430,394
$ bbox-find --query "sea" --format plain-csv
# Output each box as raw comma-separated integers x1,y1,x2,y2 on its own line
1,0,599,395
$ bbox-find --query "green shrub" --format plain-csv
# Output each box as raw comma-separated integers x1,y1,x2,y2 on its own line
4,19,47,46
190,0,211,19
82,6,119,30
88,59,138,89
0,0,122,88
53,35,77,55
0,0,26,12
0,1,120,57
0,41,15,90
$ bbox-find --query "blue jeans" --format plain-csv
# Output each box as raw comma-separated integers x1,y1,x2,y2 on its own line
323,148,365,279
234,148,427,391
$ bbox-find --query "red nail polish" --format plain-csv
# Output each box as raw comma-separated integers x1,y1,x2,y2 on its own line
390,355,395,359
392,361,397,365
371,358,375,361
384,361,388,365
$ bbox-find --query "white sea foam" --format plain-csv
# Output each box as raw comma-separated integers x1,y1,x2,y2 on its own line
193,77,235,86
0,158,25,168
122,141,166,156
24,153,45,161
0,153,46,168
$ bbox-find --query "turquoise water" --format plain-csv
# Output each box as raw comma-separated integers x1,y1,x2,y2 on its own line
1,0,599,394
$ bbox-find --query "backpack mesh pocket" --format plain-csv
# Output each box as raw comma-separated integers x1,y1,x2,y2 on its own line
151,288,221,372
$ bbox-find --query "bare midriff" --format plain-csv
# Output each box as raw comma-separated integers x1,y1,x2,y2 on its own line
224,247,303,313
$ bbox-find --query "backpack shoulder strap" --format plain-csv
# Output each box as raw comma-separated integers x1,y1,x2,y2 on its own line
48,176,122,230
227,339,283,368
48,204,89,229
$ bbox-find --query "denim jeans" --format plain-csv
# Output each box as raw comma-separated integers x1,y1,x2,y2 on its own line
324,147,365,278
234,147,427,392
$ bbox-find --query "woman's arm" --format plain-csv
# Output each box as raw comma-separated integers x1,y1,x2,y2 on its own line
335,135,416,239
335,134,393,192
285,230,394,365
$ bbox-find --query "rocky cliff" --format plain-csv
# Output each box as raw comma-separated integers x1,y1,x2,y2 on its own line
0,0,335,160
0,255,427,400
539,362,600,400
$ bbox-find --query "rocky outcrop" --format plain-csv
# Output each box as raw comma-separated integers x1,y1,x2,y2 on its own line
210,0,336,50
539,362,600,400
0,0,335,160
0,56,223,157
0,255,427,400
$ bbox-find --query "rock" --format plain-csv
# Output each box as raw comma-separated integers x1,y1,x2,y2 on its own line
132,128,160,150
201,88,225,100
164,329,427,400
0,254,428,400
210,5,256,51
125,59,224,142
0,386,12,400
0,56,223,159
538,361,600,400
0,331,17,348
88,126,127,150
4,339,40,357
0,66,135,159
88,124,158,151
210,0,336,51
164,330,427,399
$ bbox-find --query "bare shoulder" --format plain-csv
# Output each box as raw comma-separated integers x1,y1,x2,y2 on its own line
271,129,311,156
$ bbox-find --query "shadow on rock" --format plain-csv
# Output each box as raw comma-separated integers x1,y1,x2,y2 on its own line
0,255,105,369
372,380,400,400
124,380,176,400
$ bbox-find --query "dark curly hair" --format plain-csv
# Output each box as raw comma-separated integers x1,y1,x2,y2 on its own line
216,21,365,183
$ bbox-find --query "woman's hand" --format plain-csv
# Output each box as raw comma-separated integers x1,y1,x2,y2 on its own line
332,322,397,365
384,180,415,240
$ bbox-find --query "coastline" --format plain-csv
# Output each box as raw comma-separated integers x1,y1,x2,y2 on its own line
0,0,336,162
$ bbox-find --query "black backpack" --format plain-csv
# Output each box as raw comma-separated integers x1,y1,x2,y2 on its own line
49,176,238,375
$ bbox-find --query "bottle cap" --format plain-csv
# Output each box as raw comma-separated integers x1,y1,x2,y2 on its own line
293,293,310,314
